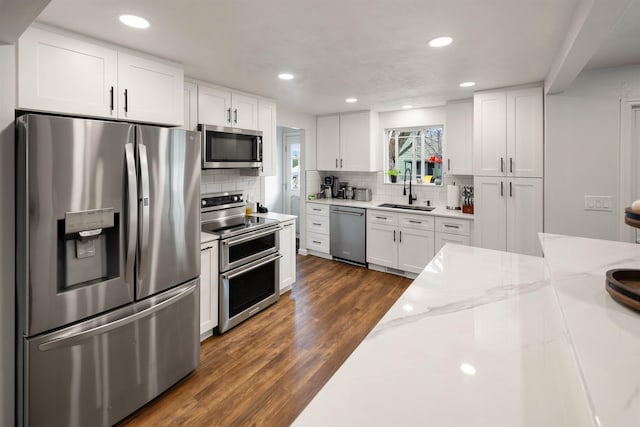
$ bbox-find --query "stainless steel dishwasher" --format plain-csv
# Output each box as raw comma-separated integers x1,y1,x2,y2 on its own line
330,205,366,266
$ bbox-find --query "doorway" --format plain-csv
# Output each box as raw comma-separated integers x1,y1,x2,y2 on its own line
264,126,303,245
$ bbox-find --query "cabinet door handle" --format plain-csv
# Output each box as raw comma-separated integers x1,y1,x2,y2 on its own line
340,158,343,168
510,181,513,197
227,108,232,124
124,89,128,113
234,109,238,124
335,158,338,168
500,181,504,197
110,86,114,112
509,157,513,173
393,230,396,242
500,157,504,173
399,231,402,243
448,158,451,171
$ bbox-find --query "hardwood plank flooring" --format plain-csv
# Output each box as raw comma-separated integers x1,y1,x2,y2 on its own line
120,255,412,427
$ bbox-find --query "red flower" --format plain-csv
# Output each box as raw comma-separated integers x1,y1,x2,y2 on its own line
435,157,442,164
429,155,435,163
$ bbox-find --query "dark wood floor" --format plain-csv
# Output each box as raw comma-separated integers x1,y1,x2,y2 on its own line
121,255,412,427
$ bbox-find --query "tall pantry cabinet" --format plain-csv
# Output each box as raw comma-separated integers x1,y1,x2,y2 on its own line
473,86,543,256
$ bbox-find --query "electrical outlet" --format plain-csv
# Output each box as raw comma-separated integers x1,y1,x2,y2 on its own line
584,195,613,211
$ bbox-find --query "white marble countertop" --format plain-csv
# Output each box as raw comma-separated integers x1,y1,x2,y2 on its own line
200,231,218,244
306,198,474,220
295,233,640,426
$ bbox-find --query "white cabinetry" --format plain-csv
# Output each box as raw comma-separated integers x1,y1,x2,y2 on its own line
18,26,184,126
316,111,379,172
198,84,258,130
183,81,198,131
434,217,472,253
474,176,543,256
473,87,543,178
279,219,296,294
258,99,277,176
444,99,473,175
367,210,435,275
200,240,218,340
117,52,184,126
306,203,331,256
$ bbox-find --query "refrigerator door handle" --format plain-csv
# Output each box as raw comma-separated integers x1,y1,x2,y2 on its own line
37,282,198,352
138,142,150,283
124,143,138,286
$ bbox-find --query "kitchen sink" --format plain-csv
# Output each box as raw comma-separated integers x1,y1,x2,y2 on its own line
377,203,435,212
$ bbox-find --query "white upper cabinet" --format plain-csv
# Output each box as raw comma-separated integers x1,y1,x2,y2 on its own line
18,26,184,126
258,99,277,176
506,87,543,177
117,52,184,126
18,26,118,119
198,84,258,130
316,115,341,171
444,99,473,175
316,111,379,172
183,81,198,131
473,87,543,177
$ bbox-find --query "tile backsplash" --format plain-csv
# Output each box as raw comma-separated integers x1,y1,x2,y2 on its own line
307,170,472,207
201,169,262,201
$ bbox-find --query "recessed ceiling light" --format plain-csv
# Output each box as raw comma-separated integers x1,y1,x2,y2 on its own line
278,73,295,80
402,105,413,109
428,36,453,48
119,14,150,29
345,98,358,103
459,81,476,88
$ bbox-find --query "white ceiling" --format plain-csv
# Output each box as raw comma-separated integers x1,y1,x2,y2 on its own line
34,0,611,114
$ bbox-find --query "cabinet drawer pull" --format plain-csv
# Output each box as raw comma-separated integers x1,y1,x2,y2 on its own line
375,216,388,220
444,224,460,229
312,240,322,245
312,208,321,212
312,222,322,226
408,220,422,224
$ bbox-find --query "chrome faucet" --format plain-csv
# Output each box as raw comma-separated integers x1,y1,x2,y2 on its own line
403,167,417,205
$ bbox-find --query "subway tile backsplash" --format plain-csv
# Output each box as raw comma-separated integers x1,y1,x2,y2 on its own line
307,170,471,207
201,169,262,201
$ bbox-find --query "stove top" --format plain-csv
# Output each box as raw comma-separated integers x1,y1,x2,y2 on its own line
201,215,280,238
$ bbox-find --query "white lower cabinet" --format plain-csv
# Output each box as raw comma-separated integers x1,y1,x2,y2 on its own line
434,217,472,253
200,241,218,340
279,219,296,294
306,203,331,256
474,176,543,256
366,210,435,275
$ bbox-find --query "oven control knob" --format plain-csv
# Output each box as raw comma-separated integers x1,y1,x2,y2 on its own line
201,200,206,206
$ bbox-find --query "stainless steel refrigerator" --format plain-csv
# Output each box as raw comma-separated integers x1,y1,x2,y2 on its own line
15,114,201,427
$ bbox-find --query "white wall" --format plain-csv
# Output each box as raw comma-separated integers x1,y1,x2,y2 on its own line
264,127,284,212
0,44,15,427
545,64,640,241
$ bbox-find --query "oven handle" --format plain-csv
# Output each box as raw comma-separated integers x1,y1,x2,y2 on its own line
222,225,283,246
222,254,282,281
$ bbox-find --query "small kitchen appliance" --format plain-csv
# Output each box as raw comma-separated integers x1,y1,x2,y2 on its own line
321,184,333,198
354,188,372,201
199,124,263,169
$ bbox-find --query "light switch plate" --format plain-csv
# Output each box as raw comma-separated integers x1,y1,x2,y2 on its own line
584,195,613,211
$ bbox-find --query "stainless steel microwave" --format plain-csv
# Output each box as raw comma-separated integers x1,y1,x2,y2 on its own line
198,124,263,169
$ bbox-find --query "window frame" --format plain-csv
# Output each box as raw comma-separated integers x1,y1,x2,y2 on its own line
384,124,444,186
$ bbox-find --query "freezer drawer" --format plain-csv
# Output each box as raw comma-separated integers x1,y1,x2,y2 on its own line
21,280,199,427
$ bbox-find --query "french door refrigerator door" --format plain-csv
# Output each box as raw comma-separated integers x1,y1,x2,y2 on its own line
16,114,135,336
135,127,201,299
23,280,199,427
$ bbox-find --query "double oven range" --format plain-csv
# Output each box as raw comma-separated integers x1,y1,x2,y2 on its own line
201,191,282,333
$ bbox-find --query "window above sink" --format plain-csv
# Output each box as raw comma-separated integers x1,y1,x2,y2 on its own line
385,126,444,186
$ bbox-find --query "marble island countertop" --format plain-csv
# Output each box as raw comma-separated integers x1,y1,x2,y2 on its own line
294,234,640,426
307,198,474,220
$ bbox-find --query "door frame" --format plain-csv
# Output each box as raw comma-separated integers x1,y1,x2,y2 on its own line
619,99,640,242
282,130,301,216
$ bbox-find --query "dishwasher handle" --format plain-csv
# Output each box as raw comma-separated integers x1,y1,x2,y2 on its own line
332,209,364,216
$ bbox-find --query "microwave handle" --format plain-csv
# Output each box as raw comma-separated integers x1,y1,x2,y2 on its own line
257,137,263,161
